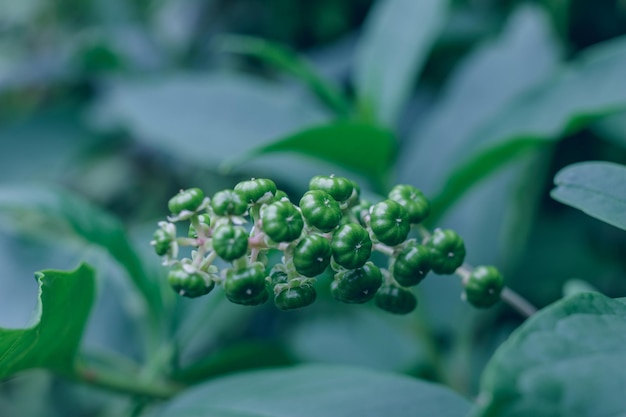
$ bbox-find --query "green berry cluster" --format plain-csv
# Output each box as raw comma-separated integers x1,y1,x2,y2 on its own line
151,176,504,313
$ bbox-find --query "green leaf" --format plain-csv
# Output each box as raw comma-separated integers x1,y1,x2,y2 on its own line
216,34,351,117
222,121,396,191
471,293,626,417
0,263,95,378
431,35,626,220
158,365,472,417
354,0,447,126
550,161,626,230
90,73,330,165
0,185,161,323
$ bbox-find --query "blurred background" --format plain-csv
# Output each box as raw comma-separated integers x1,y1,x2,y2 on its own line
1,0,626,415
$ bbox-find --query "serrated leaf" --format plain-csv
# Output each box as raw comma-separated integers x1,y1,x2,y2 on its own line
550,161,626,230
222,121,396,191
0,263,95,378
157,365,471,417
430,35,626,220
0,185,161,322
216,34,351,117
354,0,447,126
471,293,626,417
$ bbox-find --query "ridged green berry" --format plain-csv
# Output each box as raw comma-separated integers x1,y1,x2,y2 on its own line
299,190,342,232
224,262,268,305
168,188,205,214
274,285,317,310
234,178,276,204
153,228,173,256
388,185,430,224
464,265,504,308
331,261,382,304
369,200,410,246
212,224,249,261
261,201,304,243
375,284,417,314
211,189,247,216
293,234,332,277
393,242,431,286
309,175,354,203
426,228,466,274
168,267,214,298
331,223,372,269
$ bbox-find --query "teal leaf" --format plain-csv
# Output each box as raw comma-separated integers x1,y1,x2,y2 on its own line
551,161,626,230
222,121,396,191
158,365,472,417
471,293,626,417
354,0,447,126
90,73,330,165
216,34,351,117
430,35,626,220
0,185,161,322
0,263,95,378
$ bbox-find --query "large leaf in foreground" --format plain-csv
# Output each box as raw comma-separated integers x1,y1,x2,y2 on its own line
0,263,95,378
354,0,447,126
0,186,160,320
551,161,626,230
471,293,626,417
431,35,626,220
158,365,471,417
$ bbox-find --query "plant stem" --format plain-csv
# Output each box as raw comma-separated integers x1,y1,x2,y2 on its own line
73,362,182,399
500,286,538,317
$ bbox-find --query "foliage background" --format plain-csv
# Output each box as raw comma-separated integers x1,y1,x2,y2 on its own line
1,0,626,416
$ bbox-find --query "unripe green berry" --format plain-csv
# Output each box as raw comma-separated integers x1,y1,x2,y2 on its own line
309,175,354,203
211,189,247,216
168,188,205,214
234,178,276,204
212,224,249,261
293,234,332,277
168,267,215,298
274,285,317,310
393,242,431,286
299,190,342,232
331,261,382,304
388,185,430,224
224,262,268,306
464,265,504,308
273,189,289,202
331,223,372,269
426,228,466,275
153,228,173,256
375,284,417,314
261,201,304,243
369,200,410,246
188,214,211,238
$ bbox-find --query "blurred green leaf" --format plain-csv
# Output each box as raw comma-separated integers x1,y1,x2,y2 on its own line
222,121,396,190
593,111,626,147
158,365,472,417
354,0,447,126
285,307,428,373
431,35,626,220
0,186,161,325
562,279,599,297
551,161,626,230
172,341,294,384
216,34,351,117
0,263,95,378
470,293,626,417
400,5,559,196
90,73,330,165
